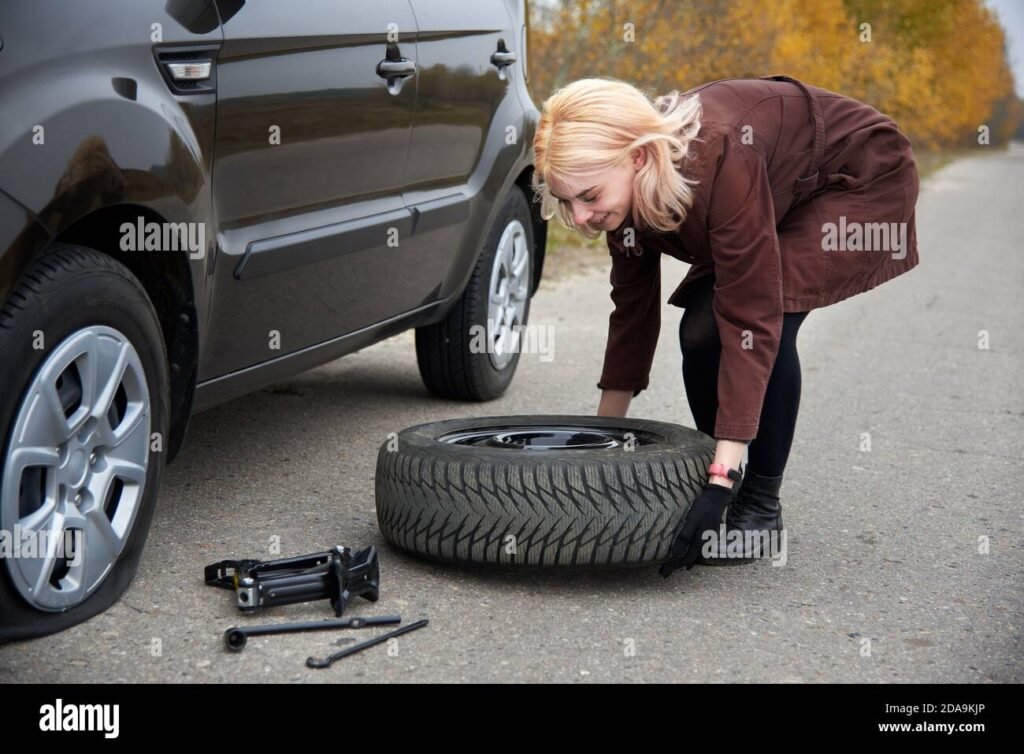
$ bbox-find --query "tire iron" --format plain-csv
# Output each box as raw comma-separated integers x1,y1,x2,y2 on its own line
225,614,401,652
306,618,429,668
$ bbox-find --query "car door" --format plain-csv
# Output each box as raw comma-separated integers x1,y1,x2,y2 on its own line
202,0,419,379
396,0,521,306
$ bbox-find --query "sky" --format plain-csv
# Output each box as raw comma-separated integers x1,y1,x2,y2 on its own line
986,0,1024,97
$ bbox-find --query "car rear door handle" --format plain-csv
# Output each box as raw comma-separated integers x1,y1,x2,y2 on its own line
376,59,416,78
491,51,517,67
377,49,416,95
490,39,517,80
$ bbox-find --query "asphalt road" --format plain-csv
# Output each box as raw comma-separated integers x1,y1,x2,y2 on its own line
3,145,1022,683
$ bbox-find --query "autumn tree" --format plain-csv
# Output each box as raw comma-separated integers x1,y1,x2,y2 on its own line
527,0,1020,150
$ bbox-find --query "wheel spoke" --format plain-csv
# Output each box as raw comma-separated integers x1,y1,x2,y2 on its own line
498,301,513,330
89,338,129,423
497,237,513,270
492,318,519,357
490,270,509,305
99,397,146,448
490,305,509,346
492,326,508,357
16,490,58,546
18,495,57,534
68,340,102,433
511,241,528,281
105,458,147,488
20,380,73,447
91,455,146,536
511,237,530,300
6,445,60,476
2,446,59,512
22,507,68,602
506,317,521,353
82,507,122,586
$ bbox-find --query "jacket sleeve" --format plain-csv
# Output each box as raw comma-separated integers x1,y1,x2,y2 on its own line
595,231,661,396
706,127,784,441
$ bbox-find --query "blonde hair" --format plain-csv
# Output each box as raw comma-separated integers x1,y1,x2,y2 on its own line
531,76,703,241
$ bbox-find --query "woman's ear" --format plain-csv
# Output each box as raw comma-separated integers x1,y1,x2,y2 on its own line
631,146,647,171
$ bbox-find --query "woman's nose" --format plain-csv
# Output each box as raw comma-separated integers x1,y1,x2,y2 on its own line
572,203,592,225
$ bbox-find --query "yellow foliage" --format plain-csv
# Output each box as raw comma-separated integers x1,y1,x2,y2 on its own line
527,0,1020,150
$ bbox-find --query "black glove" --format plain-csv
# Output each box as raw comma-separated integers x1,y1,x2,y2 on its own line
659,483,735,576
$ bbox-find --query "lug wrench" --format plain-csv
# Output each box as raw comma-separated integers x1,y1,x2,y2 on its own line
225,614,401,652
306,618,429,668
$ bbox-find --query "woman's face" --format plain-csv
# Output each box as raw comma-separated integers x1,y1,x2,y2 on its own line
548,148,645,232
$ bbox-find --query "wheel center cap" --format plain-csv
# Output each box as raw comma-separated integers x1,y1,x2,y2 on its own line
65,448,89,488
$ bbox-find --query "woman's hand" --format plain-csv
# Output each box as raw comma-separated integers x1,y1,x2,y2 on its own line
659,483,736,576
596,388,633,418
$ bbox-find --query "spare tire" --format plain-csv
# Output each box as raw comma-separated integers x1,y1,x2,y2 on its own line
375,415,715,568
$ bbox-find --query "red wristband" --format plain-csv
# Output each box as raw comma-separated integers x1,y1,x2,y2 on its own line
707,463,742,482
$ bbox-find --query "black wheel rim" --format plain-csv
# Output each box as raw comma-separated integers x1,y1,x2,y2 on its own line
436,424,668,450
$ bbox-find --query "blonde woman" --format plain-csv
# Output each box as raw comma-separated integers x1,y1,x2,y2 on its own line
531,75,920,575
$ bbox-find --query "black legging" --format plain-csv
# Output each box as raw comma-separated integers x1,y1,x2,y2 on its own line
679,275,809,477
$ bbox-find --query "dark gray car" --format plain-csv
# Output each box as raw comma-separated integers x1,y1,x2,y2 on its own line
0,0,547,641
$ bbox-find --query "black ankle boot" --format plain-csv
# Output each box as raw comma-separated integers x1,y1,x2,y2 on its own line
698,470,784,565
726,470,784,533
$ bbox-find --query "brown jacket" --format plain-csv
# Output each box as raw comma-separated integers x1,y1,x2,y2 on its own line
597,75,920,441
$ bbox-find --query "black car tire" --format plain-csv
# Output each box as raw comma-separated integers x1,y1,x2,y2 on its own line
415,187,534,401
375,414,715,568
0,244,169,642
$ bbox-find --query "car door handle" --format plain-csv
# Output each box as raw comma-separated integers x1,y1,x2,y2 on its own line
376,59,416,78
490,50,517,67
490,39,517,80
